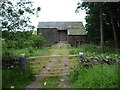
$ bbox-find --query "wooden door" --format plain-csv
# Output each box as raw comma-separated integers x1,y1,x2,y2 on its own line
59,30,67,41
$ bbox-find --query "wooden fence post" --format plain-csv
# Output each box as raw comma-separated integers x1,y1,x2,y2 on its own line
79,52,84,63
20,54,26,69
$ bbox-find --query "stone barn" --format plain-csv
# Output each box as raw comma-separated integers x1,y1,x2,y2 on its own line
37,22,88,47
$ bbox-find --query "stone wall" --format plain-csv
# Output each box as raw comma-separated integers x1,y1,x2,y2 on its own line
37,28,59,46
68,35,87,47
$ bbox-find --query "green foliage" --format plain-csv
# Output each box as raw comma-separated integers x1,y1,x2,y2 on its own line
69,44,119,88
2,48,14,60
2,31,45,61
2,47,49,61
77,2,120,42
2,31,45,49
69,44,120,59
28,33,45,48
70,64,118,88
0,0,40,31
2,46,49,88
2,31,33,40
2,68,35,88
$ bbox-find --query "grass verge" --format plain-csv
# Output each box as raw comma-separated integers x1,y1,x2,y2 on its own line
69,64,119,88
2,68,35,88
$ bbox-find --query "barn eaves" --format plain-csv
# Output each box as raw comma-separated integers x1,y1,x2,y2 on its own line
37,22,87,35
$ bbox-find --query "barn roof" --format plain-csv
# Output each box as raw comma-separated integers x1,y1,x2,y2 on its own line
37,22,87,35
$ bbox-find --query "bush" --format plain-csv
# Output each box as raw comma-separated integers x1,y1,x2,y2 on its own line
23,40,34,48
2,31,45,49
2,48,14,60
28,33,45,48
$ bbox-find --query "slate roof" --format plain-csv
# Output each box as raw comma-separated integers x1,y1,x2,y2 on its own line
37,22,87,35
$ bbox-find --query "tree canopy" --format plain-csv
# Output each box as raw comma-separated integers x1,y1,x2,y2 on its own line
0,0,41,31
77,2,120,48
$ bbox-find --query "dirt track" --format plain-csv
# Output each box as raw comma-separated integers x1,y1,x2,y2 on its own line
26,42,72,88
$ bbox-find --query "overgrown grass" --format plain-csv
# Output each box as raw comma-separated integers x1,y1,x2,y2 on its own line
2,46,50,88
2,47,50,59
69,44,119,88
42,77,60,88
70,64,119,88
2,67,35,88
69,44,120,59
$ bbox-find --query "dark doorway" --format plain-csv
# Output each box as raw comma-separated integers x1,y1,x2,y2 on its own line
59,30,67,41
76,41,80,47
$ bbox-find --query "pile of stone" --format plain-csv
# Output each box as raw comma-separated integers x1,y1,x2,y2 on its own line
80,57,118,67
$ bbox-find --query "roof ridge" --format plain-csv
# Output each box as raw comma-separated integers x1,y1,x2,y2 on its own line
38,21,82,23
37,22,87,35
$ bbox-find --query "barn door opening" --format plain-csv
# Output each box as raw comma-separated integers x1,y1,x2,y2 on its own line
59,30,67,41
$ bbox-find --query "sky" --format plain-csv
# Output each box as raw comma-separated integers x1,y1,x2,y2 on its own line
30,0,87,30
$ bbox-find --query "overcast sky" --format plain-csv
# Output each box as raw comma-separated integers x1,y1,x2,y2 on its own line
30,0,86,30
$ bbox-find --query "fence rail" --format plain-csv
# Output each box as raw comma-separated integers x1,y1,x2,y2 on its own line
27,55,80,60
35,74,70,77
29,59,79,64
33,70,73,74
30,64,78,68
31,67,77,72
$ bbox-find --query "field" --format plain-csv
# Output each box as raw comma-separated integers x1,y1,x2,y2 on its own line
2,44,120,88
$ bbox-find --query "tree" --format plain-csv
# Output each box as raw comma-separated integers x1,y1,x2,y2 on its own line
77,2,105,52
0,0,41,31
110,12,118,50
105,3,119,50
99,3,104,53
76,2,120,50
